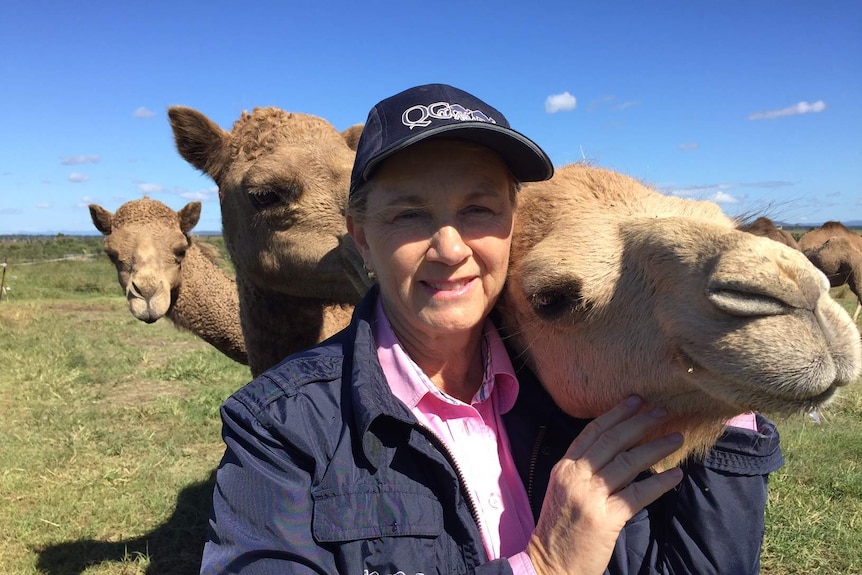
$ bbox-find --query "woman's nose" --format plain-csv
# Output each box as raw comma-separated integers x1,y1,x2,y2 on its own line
427,225,471,264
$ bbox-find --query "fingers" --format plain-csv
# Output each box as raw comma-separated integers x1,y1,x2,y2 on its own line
564,395,685,496
614,466,684,517
565,394,645,460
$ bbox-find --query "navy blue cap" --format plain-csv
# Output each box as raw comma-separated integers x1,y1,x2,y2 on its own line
349,83,554,196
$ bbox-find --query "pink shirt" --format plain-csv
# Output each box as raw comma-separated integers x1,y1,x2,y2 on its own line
373,299,537,573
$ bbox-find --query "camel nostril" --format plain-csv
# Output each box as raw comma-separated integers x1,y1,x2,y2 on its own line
706,287,789,317
129,281,143,298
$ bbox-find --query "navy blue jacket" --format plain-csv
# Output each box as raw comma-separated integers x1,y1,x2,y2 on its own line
201,288,783,574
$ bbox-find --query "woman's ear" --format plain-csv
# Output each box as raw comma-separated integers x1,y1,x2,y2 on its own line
346,214,372,263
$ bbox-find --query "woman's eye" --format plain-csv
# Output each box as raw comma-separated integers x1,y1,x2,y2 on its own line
463,205,494,217
394,209,424,221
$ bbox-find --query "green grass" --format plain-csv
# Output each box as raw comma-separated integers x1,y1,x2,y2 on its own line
0,242,250,574
1,238,860,574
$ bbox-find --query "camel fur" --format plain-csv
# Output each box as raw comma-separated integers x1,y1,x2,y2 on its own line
168,106,360,376
798,221,862,322
90,198,248,365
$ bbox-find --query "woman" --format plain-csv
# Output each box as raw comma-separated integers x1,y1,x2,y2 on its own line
200,84,782,574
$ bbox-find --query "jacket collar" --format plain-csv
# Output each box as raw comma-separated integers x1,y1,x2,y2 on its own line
345,285,418,470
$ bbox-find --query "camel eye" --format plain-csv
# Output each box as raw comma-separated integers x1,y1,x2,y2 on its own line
248,182,302,210
530,281,588,320
173,245,188,261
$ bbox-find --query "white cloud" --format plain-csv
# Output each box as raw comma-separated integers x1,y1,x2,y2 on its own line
748,100,826,121
545,91,577,114
662,180,792,199
179,186,219,201
76,196,96,208
137,182,164,194
710,191,738,204
133,106,156,118
61,155,100,166
36,202,50,209
616,101,640,110
68,172,89,183
679,142,699,151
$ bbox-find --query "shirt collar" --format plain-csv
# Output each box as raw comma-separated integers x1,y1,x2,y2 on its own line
373,296,519,413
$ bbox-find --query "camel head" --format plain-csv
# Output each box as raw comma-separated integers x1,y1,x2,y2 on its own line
497,164,861,465
167,105,367,302
90,198,201,323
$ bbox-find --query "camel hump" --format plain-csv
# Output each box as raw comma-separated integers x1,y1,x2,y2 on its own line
821,221,851,233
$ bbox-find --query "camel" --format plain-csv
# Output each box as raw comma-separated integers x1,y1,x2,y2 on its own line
168,106,361,375
90,198,248,365
738,216,799,249
495,164,860,468
798,221,862,322
166,105,860,468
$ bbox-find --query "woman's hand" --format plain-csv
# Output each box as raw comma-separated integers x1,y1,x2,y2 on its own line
526,395,685,575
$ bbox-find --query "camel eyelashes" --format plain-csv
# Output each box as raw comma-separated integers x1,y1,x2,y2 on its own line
529,282,589,320
247,182,303,210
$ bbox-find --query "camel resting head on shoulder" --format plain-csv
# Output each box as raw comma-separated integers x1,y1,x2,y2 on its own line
497,164,861,468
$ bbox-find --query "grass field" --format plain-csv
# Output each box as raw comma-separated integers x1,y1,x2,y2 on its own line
1,236,860,574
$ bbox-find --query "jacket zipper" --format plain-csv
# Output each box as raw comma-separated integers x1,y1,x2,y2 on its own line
527,425,548,518
415,424,485,542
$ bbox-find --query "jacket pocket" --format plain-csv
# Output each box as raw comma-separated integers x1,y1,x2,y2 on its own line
312,483,443,542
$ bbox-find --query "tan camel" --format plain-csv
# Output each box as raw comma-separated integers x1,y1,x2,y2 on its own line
90,198,248,365
738,216,799,249
798,221,862,322
496,164,861,468
168,106,361,375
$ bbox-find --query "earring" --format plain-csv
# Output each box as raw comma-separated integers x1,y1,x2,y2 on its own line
363,262,377,281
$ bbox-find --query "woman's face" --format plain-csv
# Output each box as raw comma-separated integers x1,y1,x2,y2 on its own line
348,139,515,342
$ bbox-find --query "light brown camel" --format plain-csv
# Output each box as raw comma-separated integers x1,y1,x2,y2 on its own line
798,221,862,322
90,198,248,365
167,106,860,468
495,164,861,468
168,106,361,376
738,216,799,249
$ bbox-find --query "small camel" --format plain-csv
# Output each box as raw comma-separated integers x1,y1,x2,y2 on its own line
496,164,860,467
89,198,248,365
168,106,360,375
738,216,799,249
798,221,862,322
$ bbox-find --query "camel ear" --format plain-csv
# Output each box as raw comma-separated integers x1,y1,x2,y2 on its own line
168,106,229,181
89,204,113,235
178,202,202,234
341,124,364,151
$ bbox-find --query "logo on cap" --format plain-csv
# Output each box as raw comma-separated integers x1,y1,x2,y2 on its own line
402,101,497,130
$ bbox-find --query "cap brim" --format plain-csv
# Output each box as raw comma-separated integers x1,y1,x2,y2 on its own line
361,122,554,184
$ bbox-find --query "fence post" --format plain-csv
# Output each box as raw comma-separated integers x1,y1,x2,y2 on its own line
0,257,7,302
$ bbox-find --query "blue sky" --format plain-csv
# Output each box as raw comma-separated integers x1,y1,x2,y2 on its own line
1,0,860,234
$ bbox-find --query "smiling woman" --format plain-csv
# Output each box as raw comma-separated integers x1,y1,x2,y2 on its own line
347,140,516,397
198,84,785,575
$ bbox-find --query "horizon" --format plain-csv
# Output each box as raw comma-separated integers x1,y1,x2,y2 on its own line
2,1,860,234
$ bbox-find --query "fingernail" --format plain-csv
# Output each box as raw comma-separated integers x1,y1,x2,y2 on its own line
624,395,642,407
665,432,684,445
649,406,667,418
